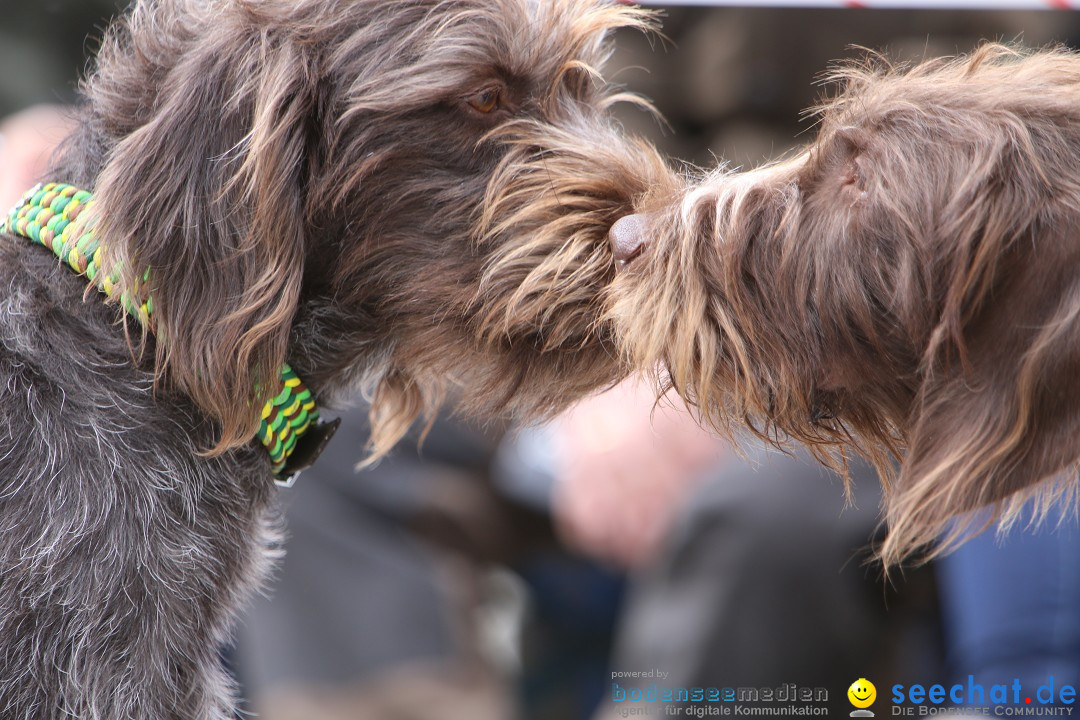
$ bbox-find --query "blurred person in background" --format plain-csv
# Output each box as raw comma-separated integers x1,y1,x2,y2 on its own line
490,381,723,720
497,379,927,720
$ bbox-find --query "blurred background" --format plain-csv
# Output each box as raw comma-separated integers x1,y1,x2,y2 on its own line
4,2,1080,719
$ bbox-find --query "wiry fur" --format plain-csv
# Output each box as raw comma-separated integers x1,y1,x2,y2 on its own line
0,0,673,716
610,44,1080,566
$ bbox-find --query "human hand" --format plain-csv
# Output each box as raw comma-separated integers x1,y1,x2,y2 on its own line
550,379,724,569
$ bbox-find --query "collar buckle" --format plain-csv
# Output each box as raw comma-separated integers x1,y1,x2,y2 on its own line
273,417,342,488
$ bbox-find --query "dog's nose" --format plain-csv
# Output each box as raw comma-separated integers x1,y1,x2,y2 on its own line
609,214,648,268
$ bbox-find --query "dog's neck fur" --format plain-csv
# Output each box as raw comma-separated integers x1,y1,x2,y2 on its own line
6,172,337,481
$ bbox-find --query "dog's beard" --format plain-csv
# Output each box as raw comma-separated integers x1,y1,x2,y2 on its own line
476,121,646,350
352,117,679,461
471,119,677,412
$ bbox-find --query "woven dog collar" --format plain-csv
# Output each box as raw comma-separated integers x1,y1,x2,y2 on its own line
2,182,338,486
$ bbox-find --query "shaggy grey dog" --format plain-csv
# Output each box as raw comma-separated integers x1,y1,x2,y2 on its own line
0,0,674,717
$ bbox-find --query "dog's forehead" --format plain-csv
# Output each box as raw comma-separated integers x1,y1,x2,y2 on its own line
473,0,620,68
334,0,634,114
430,0,626,70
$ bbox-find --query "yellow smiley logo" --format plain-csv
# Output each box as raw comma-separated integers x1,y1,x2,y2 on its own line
848,679,876,709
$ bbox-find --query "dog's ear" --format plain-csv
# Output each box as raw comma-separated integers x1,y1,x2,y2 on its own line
92,19,319,452
882,215,1080,565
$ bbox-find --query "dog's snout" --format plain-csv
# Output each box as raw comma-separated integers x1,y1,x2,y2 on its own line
609,214,648,268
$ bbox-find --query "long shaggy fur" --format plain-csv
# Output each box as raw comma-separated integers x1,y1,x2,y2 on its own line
610,43,1080,566
0,1,675,717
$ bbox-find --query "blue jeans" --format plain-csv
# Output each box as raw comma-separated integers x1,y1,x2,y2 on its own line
936,504,1080,704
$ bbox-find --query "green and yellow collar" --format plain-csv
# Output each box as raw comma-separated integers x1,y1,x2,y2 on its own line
3,183,337,486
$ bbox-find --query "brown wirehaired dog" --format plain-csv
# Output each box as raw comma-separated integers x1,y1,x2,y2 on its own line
88,0,672,457
608,44,1080,566
0,0,674,717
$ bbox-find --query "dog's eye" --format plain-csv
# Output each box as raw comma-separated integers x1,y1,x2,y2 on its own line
467,87,501,114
